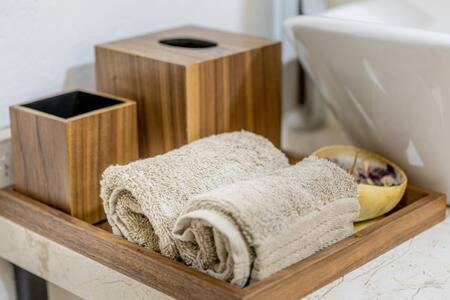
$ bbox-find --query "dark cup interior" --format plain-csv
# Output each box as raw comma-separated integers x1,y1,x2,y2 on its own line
159,37,217,48
21,91,123,119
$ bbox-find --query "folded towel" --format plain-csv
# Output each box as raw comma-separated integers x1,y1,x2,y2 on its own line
173,156,360,287
101,131,289,259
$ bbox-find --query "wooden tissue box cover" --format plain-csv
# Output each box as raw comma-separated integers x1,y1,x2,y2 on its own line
96,25,281,157
9,90,139,224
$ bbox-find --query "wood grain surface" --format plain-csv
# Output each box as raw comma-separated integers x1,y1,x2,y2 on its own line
0,184,445,299
10,107,70,211
96,25,281,157
9,91,139,224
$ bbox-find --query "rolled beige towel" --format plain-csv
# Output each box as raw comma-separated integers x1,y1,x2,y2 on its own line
173,157,360,287
100,131,289,259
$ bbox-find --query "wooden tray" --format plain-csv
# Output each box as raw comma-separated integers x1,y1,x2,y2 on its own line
0,184,446,300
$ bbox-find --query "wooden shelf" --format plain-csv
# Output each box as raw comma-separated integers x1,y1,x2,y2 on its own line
0,184,445,300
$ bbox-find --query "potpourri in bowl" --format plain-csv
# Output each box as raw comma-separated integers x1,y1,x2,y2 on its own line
312,145,407,221
328,157,402,187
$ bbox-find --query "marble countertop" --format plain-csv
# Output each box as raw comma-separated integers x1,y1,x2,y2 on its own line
309,208,450,299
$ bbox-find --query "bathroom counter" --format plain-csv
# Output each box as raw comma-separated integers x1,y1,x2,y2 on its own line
0,205,448,300
308,207,450,299
0,127,449,300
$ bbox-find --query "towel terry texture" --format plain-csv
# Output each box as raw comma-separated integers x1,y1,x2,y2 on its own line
173,156,360,287
100,131,289,259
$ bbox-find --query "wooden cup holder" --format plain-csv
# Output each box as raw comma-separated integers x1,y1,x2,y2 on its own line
9,90,139,224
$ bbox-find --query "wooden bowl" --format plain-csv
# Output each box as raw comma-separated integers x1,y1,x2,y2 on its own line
312,145,408,221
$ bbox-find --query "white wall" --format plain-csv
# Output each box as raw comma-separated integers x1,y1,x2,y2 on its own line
0,0,284,130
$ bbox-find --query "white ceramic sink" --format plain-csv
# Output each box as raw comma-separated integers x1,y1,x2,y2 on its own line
285,0,450,204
